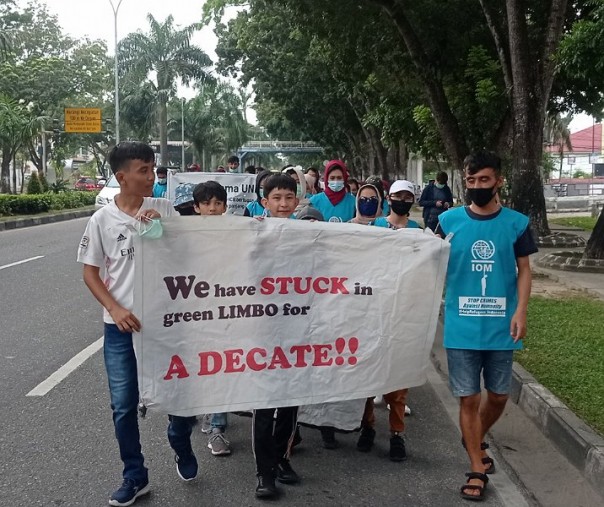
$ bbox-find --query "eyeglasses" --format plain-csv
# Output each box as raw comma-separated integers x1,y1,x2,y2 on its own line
358,197,378,203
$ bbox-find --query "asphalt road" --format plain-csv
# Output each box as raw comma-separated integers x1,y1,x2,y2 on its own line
0,218,535,506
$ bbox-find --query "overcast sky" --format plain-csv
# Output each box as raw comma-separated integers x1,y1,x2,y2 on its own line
34,1,595,133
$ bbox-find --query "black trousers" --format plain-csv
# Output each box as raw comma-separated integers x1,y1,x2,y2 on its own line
252,406,298,475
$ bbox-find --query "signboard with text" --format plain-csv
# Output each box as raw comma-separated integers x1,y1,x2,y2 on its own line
64,108,102,133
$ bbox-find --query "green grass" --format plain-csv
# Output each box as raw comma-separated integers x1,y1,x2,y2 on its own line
517,296,604,435
549,216,597,231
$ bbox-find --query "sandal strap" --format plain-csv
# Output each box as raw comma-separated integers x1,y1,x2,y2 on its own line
461,438,490,451
465,472,489,483
461,484,484,493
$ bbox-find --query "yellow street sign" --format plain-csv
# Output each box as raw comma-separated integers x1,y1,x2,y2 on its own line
64,108,102,133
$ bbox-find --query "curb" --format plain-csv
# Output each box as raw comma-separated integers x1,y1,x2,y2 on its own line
531,264,603,300
0,208,95,231
431,349,604,499
510,363,604,497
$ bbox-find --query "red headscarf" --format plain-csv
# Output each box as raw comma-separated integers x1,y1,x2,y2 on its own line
324,160,349,206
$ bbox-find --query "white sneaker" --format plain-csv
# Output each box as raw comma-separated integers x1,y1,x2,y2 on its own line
208,428,231,456
200,413,212,434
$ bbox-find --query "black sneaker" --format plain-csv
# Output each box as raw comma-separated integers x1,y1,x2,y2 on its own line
320,427,339,450
175,452,198,481
109,478,150,506
357,427,376,452
276,459,300,484
255,473,279,498
389,434,407,462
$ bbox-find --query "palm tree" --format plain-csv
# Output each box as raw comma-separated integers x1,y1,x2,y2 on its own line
544,114,573,180
0,96,41,193
185,82,249,168
118,14,212,163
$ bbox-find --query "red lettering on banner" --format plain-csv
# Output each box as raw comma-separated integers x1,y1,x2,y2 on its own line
312,344,334,366
259,276,350,295
247,347,267,371
268,346,293,369
169,339,360,380
224,349,246,373
164,355,190,380
198,351,222,376
290,344,312,367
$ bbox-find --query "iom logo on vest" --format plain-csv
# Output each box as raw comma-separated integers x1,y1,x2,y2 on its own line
458,240,506,317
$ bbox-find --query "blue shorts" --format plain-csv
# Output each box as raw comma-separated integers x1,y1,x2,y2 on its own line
446,349,514,397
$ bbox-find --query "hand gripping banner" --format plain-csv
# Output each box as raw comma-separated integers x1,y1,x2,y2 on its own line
133,216,450,416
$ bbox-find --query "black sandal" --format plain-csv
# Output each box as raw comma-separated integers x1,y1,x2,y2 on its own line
461,439,495,474
460,472,488,501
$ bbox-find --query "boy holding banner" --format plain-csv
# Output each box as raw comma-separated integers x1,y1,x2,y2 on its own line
191,181,232,456
253,174,301,499
77,142,177,507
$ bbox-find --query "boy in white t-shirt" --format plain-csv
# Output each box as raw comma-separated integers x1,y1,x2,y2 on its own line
77,141,177,507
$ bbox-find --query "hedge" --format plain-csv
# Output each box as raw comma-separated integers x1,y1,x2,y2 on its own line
0,192,97,216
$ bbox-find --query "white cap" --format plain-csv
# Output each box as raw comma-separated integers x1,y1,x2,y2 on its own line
388,180,415,195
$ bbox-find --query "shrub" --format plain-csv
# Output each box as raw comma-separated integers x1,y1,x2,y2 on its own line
26,172,43,194
38,172,49,192
0,191,96,216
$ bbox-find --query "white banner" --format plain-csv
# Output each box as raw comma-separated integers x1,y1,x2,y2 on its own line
168,172,257,215
133,216,449,416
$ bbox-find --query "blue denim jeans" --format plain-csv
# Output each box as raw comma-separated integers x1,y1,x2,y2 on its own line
103,323,147,483
212,412,227,431
167,415,196,457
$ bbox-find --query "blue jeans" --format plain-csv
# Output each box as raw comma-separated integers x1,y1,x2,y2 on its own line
446,348,514,397
103,324,147,483
167,415,196,456
212,412,227,431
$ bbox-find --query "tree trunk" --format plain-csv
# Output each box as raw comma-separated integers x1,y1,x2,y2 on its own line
1,146,11,193
12,153,17,193
506,0,551,236
584,208,604,260
159,100,168,165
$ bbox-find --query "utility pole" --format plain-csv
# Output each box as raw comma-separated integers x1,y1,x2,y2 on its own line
108,0,124,144
181,98,185,170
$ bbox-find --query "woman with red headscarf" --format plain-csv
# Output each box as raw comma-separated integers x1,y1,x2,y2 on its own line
309,160,356,222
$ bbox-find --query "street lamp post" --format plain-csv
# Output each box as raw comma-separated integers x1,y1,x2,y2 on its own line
181,98,185,170
108,0,123,144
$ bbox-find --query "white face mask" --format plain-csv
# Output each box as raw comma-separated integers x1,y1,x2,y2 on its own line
328,181,345,192
228,168,237,173
157,178,167,185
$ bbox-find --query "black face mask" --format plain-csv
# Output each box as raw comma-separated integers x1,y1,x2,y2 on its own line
390,200,413,216
466,186,496,207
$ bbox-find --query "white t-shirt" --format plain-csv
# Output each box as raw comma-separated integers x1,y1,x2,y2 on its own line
77,197,178,324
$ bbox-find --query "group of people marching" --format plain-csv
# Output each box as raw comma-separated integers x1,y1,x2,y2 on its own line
77,142,537,505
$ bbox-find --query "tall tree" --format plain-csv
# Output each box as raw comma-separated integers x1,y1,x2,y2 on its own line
0,95,40,193
119,14,212,163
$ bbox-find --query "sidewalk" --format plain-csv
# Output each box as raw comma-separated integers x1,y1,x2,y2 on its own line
431,219,604,502
533,223,604,299
0,206,95,231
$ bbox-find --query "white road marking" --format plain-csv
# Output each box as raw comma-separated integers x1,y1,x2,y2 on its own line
26,336,104,397
0,255,44,271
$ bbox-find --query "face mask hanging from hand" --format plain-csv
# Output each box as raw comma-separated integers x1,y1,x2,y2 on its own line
136,217,163,239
